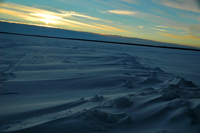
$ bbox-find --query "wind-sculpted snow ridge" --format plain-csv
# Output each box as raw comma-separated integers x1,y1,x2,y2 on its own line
0,33,200,133
99,97,133,109
159,78,200,99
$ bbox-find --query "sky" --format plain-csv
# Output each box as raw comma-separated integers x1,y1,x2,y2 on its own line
0,0,200,48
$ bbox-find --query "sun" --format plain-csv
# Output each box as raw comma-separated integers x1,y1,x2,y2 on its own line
44,20,50,25
38,19,54,25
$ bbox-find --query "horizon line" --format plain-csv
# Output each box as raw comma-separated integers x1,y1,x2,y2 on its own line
0,31,200,52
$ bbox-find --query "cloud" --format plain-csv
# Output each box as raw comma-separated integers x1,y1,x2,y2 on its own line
102,9,189,33
188,24,200,38
103,9,188,32
107,10,139,16
95,24,130,33
0,0,4,5
152,0,200,13
1,2,111,22
0,8,83,28
196,0,200,8
155,25,169,28
185,35,200,40
58,10,113,23
160,33,187,40
120,0,138,5
150,8,172,17
151,27,167,32
144,14,188,32
0,2,128,33
179,14,200,22
138,26,143,28
58,10,100,20
189,24,200,33
59,0,100,9
92,0,138,10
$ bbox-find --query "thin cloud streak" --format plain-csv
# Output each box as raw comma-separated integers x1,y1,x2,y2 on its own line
185,35,200,40
107,10,139,16
151,27,167,32
95,24,130,33
160,33,187,40
155,25,169,28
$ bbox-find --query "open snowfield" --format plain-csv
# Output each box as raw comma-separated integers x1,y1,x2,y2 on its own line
0,33,200,133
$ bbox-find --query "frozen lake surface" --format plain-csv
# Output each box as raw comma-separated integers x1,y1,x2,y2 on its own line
0,33,200,133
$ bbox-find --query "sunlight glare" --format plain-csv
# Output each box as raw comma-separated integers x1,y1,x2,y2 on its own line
37,19,55,24
30,13,62,24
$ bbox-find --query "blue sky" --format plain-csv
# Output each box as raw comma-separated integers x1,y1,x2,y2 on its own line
0,0,200,48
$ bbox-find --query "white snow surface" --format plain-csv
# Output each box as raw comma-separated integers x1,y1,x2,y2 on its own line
0,33,200,133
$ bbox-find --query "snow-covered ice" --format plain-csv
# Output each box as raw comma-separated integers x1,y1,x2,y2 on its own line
0,33,200,133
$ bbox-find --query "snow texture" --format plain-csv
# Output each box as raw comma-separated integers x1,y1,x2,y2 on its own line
0,32,200,133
